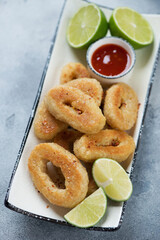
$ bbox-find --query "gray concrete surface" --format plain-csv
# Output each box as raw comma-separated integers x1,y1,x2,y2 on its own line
0,0,160,239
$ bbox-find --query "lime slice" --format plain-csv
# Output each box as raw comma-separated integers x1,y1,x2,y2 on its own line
67,4,108,49
92,158,133,201
109,7,154,49
64,188,107,228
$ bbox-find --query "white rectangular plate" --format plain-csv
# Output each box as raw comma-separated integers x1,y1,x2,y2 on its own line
5,0,160,231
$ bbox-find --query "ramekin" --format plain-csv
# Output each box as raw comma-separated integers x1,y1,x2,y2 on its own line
86,36,136,86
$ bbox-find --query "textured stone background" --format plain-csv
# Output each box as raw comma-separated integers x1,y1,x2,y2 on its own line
0,0,160,239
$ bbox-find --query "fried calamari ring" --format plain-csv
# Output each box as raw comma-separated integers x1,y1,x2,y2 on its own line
53,129,97,195
60,62,90,84
28,143,89,208
84,162,98,196
103,83,138,130
87,178,98,196
74,129,135,163
66,78,103,106
34,101,68,140
53,129,82,153
45,85,106,134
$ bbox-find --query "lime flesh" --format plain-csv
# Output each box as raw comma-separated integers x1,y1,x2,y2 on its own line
64,188,107,228
67,4,108,49
109,7,154,49
92,158,133,202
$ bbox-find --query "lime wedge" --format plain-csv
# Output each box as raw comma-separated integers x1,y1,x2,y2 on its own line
92,158,133,201
109,7,154,49
64,188,107,228
67,4,108,49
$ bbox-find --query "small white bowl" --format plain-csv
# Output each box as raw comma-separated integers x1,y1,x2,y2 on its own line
86,37,136,86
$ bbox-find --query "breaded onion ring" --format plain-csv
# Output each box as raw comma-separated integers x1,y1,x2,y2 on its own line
53,129,82,153
60,62,90,84
103,83,138,130
28,143,89,208
66,78,103,106
74,129,135,163
34,101,68,140
45,85,106,134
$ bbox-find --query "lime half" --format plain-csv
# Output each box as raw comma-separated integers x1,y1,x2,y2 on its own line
67,4,108,49
109,7,154,49
64,188,107,228
92,158,133,202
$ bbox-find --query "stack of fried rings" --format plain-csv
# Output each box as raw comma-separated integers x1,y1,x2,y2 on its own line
28,62,139,208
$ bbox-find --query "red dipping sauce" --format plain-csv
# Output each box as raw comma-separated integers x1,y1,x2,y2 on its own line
91,44,131,76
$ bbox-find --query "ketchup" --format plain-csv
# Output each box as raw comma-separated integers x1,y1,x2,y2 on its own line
91,44,131,76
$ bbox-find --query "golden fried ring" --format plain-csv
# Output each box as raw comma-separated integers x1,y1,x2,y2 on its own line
53,128,82,153
45,85,106,134
53,129,97,195
34,101,68,140
66,78,103,106
60,62,90,84
74,129,135,163
28,143,89,208
87,178,98,196
83,162,98,196
103,82,138,130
